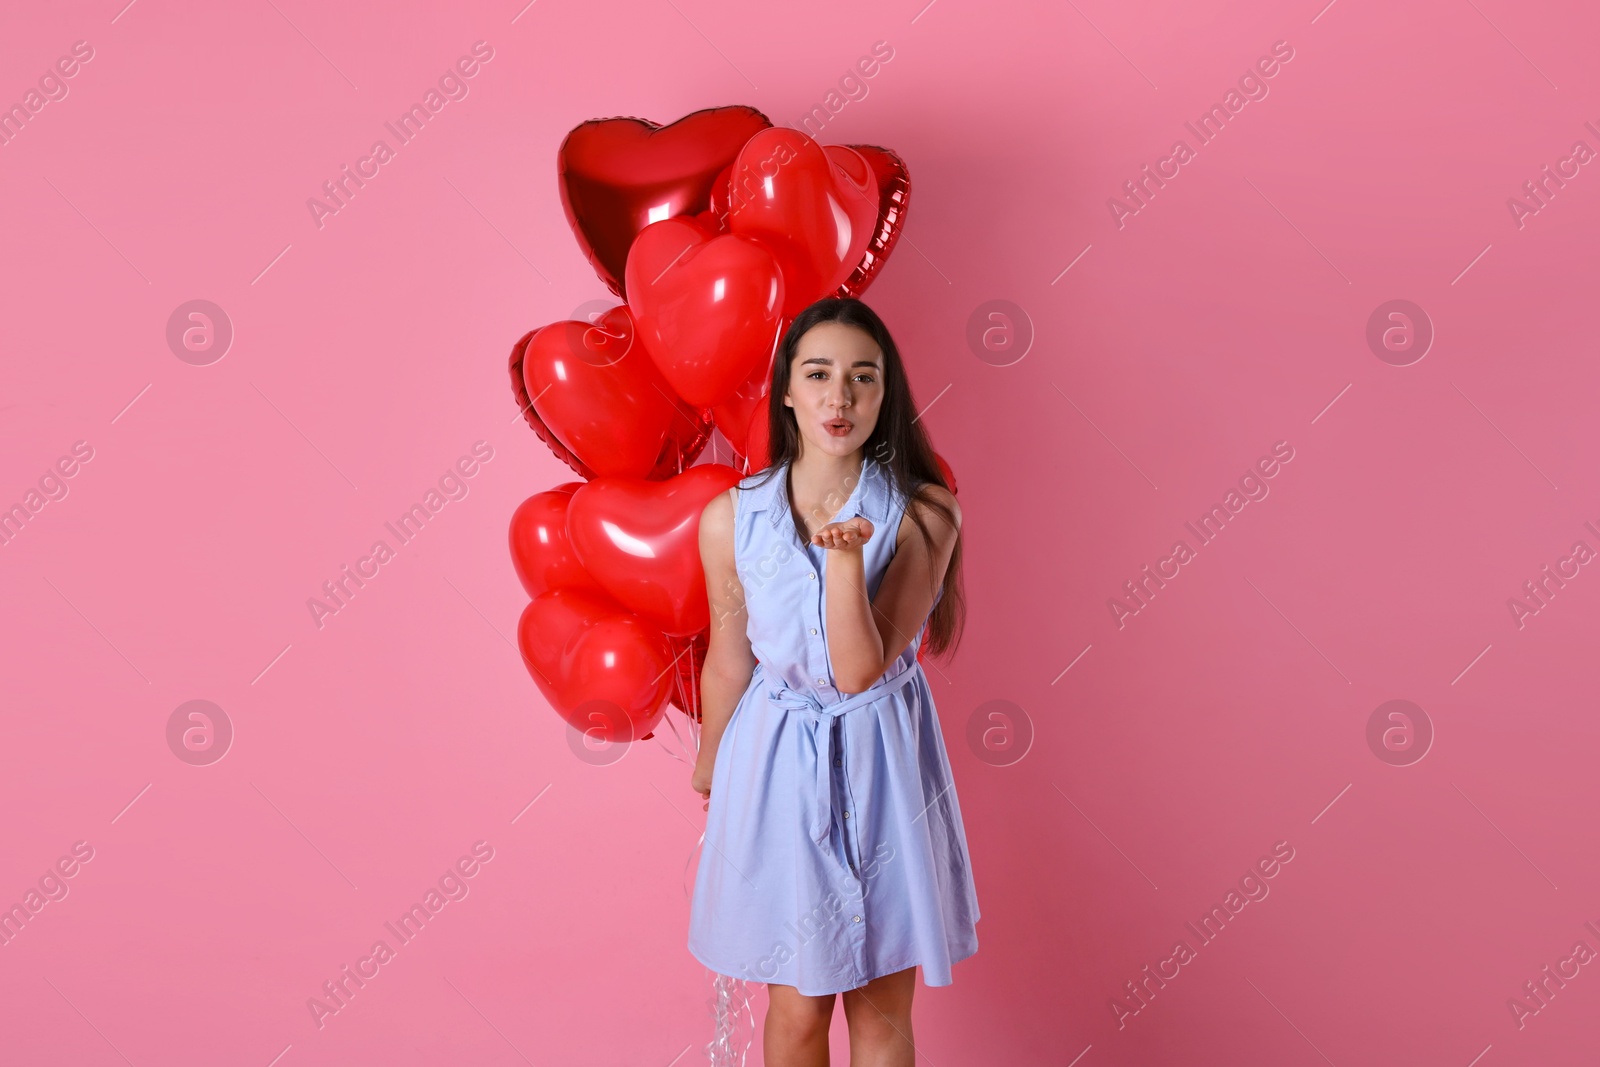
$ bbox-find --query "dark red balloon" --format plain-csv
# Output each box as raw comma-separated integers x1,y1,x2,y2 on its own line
517,588,675,743
558,106,772,300
566,463,744,636
625,216,785,408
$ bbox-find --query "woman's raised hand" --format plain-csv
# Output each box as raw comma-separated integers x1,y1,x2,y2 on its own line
811,517,873,551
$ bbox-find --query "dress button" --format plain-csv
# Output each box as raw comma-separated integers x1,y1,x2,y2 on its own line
852,915,862,923
843,811,850,819
834,759,841,767
816,678,826,686
809,628,817,635
807,572,816,580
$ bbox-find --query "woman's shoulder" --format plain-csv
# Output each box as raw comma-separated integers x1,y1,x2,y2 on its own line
900,479,961,536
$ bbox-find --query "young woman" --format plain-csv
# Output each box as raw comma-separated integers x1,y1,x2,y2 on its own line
688,296,980,1066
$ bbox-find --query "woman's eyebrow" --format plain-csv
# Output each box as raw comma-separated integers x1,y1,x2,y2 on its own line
800,356,881,368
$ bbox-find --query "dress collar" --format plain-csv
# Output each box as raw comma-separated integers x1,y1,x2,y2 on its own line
744,456,890,531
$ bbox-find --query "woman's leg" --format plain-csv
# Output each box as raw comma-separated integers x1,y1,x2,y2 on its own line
765,983,837,1067
841,966,916,1066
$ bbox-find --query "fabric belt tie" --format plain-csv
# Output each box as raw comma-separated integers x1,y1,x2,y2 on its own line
763,662,924,847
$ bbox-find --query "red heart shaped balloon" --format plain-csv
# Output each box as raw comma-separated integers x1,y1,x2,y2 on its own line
725,128,879,319
509,484,607,600
508,329,587,479
625,216,785,408
709,363,771,461
509,324,712,481
517,588,675,742
558,106,772,299
567,463,744,636
522,305,711,480
738,405,773,473
826,144,911,300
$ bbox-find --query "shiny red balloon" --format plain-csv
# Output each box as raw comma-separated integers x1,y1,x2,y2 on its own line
517,588,675,743
709,363,771,462
625,216,785,408
558,105,772,300
566,463,744,636
739,405,773,473
521,305,711,480
508,329,586,479
509,323,711,481
826,144,911,301
725,128,879,319
509,484,606,601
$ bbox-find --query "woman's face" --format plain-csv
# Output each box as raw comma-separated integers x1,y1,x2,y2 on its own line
783,322,885,460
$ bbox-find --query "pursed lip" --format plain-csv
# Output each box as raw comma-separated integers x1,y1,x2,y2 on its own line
825,418,853,430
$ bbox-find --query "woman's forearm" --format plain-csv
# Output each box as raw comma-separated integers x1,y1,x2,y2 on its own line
695,664,753,765
824,548,885,692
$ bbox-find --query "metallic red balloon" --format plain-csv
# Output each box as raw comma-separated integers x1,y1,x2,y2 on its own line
517,589,674,743
726,128,879,319
827,144,911,301
509,484,605,601
625,216,785,408
521,305,712,480
566,463,744,636
558,106,772,300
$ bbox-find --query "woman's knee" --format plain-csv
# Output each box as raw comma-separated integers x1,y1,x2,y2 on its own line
767,984,836,1036
841,967,916,1030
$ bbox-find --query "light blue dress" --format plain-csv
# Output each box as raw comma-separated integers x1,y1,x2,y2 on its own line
688,455,980,995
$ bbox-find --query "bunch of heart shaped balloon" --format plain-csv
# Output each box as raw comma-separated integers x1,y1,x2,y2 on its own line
507,105,911,746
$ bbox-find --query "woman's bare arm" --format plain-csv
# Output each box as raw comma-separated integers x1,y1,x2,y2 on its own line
823,485,960,693
693,488,757,792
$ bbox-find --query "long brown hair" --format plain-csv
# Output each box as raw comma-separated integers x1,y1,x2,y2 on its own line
752,296,966,660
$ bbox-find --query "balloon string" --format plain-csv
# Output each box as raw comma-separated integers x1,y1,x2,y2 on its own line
685,828,705,899
656,707,693,765
705,970,756,1067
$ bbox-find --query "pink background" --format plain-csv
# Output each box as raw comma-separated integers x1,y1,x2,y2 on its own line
3,0,1599,1063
